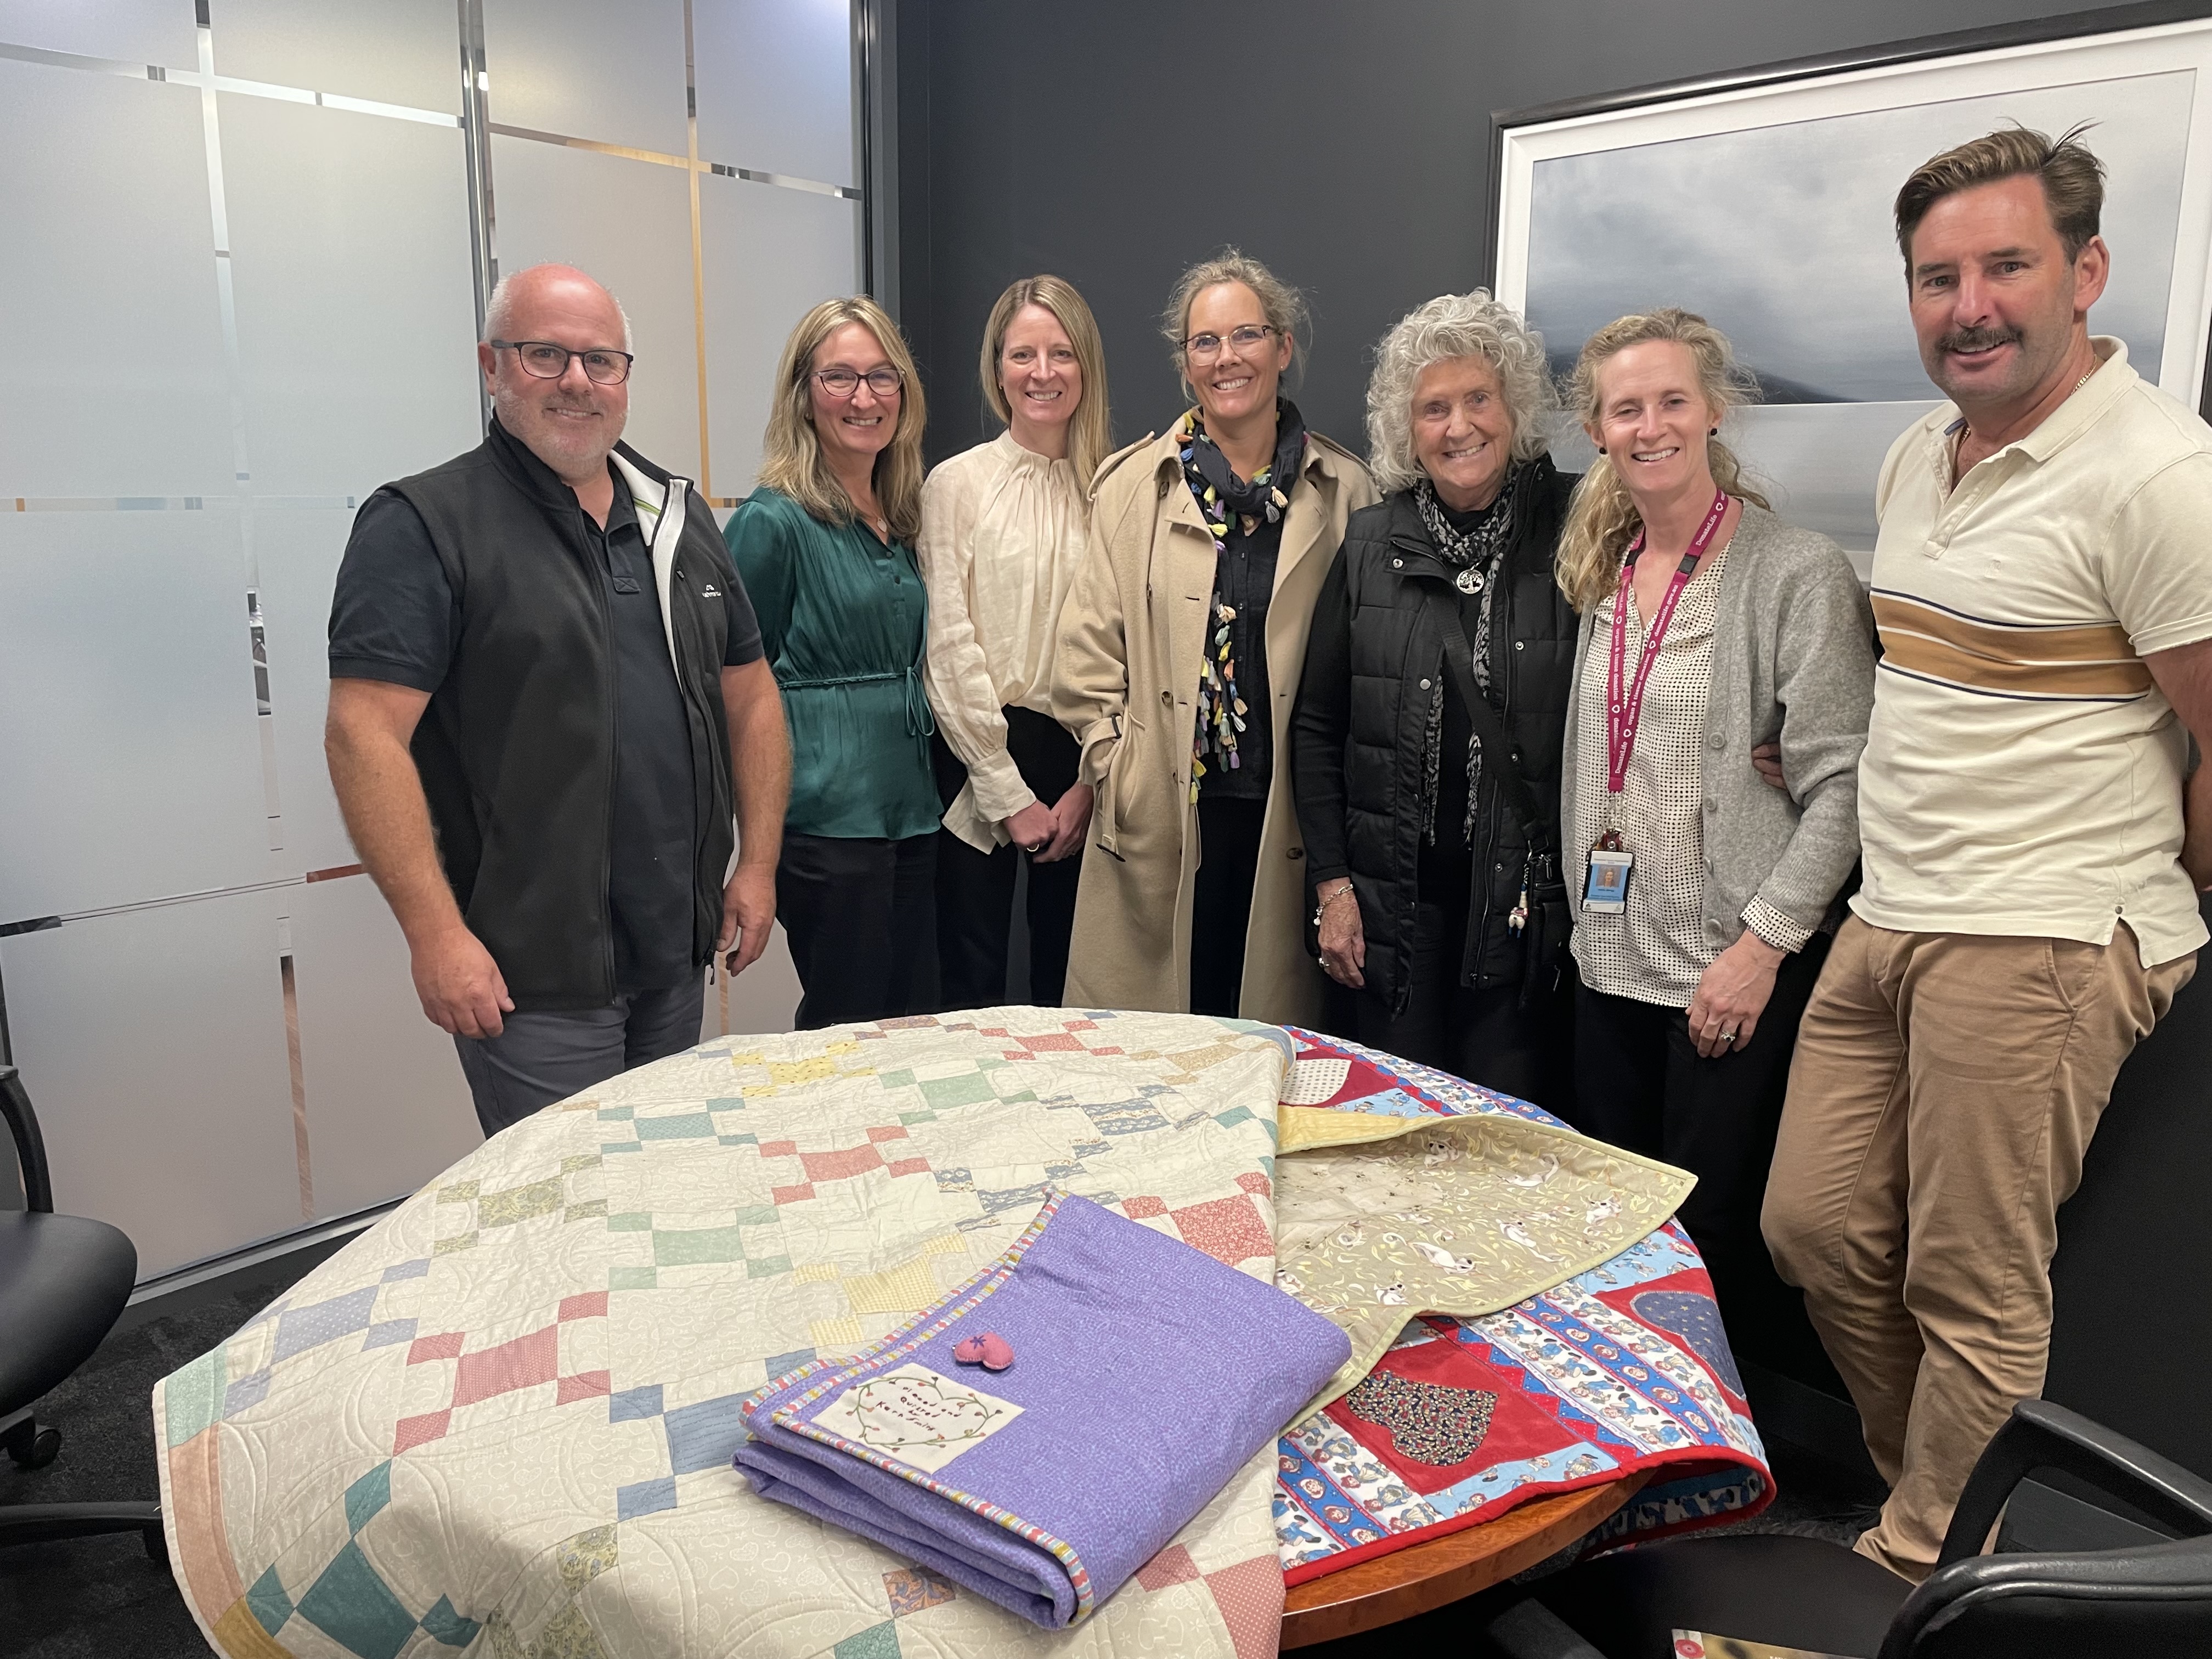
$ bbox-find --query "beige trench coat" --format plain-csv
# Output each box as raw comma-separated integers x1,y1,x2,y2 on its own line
1053,423,1376,1024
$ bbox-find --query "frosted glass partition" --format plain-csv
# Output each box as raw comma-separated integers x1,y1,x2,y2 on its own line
695,0,859,188
703,180,865,494
213,0,463,115
490,133,703,479
699,929,808,1045
0,63,235,499
253,509,378,877
0,0,195,66
0,2,861,1283
221,95,482,499
481,0,688,155
2,891,304,1277
289,876,481,1220
0,511,273,920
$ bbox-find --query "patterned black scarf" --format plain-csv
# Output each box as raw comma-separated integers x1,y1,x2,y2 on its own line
1414,462,1522,844
1179,398,1308,798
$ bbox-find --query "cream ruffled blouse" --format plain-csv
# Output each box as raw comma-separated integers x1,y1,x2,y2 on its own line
916,430,1090,850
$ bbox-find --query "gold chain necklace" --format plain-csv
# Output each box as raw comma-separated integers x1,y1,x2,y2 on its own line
1959,362,2098,455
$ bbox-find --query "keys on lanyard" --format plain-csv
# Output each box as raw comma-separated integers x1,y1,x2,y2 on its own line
1586,488,1730,910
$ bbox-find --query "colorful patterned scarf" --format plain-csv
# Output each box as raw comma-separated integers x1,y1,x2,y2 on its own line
1179,399,1309,799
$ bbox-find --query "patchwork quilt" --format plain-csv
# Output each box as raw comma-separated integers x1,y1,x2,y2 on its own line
1269,1031,1775,1583
1273,1105,1695,1410
155,1011,1299,1659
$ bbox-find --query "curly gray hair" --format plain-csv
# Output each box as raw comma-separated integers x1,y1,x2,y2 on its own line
1364,290,1555,494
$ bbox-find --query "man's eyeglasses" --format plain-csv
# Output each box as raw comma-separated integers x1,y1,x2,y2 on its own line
814,366,905,398
492,339,635,386
1183,324,1278,363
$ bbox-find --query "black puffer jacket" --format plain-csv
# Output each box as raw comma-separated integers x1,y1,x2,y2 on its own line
1291,458,1578,1013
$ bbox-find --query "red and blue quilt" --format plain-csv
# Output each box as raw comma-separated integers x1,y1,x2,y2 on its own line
1272,1030,1775,1584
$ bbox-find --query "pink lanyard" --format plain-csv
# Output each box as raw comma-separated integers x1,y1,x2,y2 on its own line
1604,489,1729,803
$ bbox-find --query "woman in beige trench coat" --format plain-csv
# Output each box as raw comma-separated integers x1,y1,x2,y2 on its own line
1054,252,1376,1025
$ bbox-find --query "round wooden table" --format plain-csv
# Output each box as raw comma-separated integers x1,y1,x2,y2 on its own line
1278,1472,1649,1648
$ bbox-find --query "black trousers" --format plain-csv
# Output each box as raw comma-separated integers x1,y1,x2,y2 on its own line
1567,932,1833,1382
1190,794,1266,1017
932,709,1082,1009
776,832,939,1029
1355,854,1576,1114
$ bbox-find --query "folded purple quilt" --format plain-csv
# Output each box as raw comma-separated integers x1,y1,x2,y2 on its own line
733,1190,1350,1628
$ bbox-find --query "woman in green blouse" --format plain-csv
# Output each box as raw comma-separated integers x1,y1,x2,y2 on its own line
725,296,940,1027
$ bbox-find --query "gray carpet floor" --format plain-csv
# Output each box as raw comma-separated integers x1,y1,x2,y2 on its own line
4,1271,1881,1659
2,1273,295,1659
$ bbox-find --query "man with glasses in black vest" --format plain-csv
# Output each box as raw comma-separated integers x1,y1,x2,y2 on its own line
326,262,791,1135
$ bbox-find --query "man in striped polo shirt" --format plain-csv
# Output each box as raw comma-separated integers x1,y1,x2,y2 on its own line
1765,126,2212,1579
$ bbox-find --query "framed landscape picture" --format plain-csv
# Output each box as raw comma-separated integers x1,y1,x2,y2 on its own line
1491,2,2212,569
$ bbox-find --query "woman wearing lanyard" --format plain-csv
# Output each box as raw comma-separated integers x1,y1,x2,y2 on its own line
1558,309,1875,1374
726,296,940,1028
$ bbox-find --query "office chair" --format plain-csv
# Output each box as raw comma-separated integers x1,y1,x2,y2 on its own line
1505,1396,2212,1657
0,1063,165,1559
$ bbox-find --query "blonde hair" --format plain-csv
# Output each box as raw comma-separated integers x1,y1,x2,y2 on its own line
1365,290,1556,494
1160,248,1310,396
1554,308,1769,614
979,274,1112,488
758,296,927,540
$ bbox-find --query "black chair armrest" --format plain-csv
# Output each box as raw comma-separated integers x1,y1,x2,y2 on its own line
1482,1598,1610,1658
1937,1398,2212,1567
0,1065,53,1214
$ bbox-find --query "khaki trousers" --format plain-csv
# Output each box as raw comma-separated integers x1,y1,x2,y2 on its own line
1764,916,2192,1579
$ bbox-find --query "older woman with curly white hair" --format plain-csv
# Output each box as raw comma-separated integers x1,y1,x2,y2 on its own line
1290,290,1578,1105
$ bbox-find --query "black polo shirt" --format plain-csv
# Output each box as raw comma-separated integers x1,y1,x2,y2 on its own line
330,458,763,993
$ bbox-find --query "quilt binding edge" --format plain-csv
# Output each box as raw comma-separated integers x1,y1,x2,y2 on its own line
742,1187,1099,1624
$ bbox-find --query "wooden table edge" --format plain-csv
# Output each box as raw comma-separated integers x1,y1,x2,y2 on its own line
1277,1471,1651,1649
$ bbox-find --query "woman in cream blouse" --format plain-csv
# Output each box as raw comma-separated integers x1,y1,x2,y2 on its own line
918,276,1109,1007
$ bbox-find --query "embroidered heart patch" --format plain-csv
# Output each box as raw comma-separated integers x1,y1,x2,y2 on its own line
951,1331,1015,1372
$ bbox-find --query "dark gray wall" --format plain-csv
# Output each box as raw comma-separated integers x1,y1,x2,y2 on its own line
897,0,2154,466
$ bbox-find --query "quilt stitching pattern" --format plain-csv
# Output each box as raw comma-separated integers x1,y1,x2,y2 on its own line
156,1009,1293,1659
1269,1029,1775,1583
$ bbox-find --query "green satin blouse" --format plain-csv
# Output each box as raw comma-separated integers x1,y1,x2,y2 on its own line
723,486,940,840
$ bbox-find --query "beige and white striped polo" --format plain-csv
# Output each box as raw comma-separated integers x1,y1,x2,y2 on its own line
1854,337,2212,965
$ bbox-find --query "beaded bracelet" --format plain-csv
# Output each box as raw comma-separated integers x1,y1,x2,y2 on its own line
1311,883,1357,931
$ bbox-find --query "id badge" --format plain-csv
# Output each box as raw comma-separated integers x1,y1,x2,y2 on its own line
1584,848,1633,914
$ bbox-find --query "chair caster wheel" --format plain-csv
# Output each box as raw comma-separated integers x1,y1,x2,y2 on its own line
5,1425,60,1470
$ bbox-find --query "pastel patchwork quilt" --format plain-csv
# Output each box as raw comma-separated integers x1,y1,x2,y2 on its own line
155,1010,1299,1659
1269,1031,1775,1583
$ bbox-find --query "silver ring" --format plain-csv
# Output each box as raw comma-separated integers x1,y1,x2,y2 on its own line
1718,1027,1737,1042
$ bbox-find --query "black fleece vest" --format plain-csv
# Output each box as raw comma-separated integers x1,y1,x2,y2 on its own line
388,423,738,1011
1338,460,1579,1008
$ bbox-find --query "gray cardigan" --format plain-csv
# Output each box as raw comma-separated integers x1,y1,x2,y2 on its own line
1562,503,1876,954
